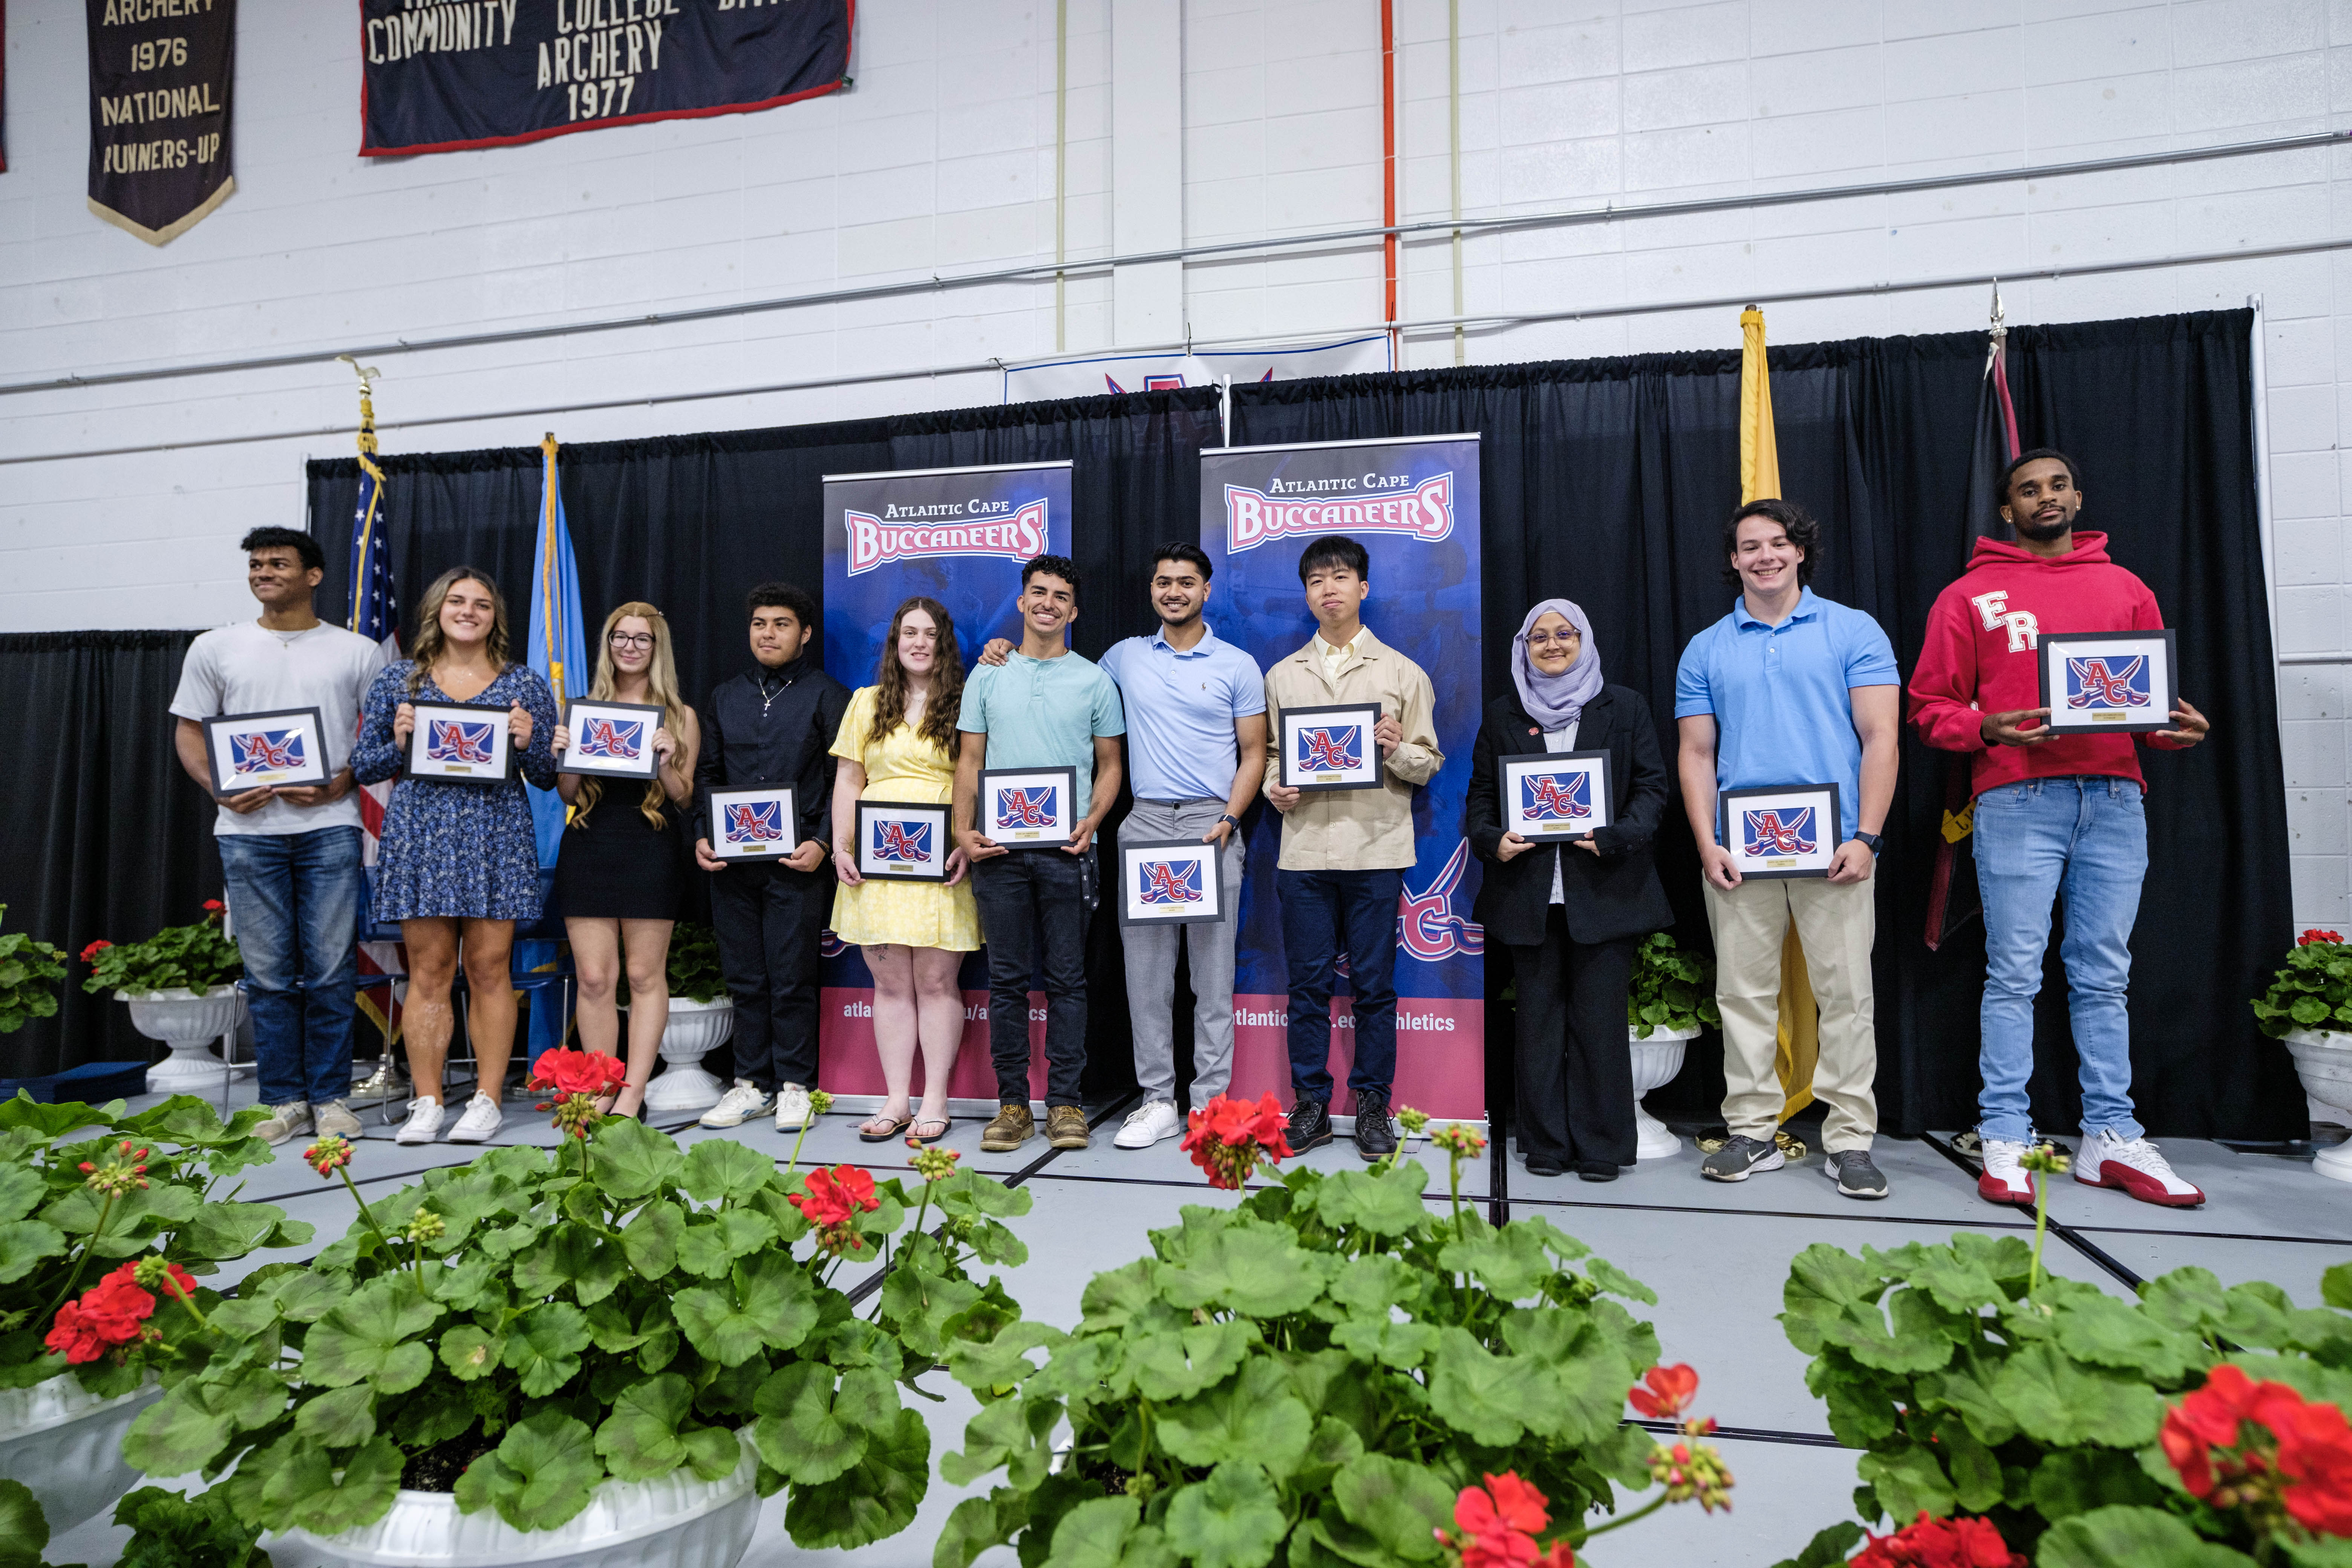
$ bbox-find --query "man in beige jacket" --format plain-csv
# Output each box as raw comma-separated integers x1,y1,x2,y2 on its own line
1262,535,1443,1159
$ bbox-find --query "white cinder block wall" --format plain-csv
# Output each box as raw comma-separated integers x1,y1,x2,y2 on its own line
1,0,2346,922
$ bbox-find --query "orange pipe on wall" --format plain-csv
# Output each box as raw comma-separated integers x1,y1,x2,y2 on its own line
1381,0,1398,348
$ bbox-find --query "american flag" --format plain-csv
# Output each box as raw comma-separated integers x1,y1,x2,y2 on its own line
997,786,1058,829
348,445,405,996
725,800,784,844
873,820,932,864
1298,726,1361,772
1744,808,1816,858
577,716,643,760
428,720,496,764
232,730,306,774
1520,772,1591,822
1138,859,1203,905
2067,656,2150,710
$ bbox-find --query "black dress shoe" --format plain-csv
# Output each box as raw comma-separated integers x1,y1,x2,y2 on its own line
1526,1155,1566,1178
1286,1096,1334,1152
1576,1161,1619,1182
1352,1091,1397,1160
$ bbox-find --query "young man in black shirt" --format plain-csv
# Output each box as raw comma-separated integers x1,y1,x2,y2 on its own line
693,583,850,1134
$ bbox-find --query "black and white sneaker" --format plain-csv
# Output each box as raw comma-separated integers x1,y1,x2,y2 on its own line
1824,1150,1890,1199
1699,1134,1785,1182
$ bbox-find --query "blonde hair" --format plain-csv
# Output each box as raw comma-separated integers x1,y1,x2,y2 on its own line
406,568,511,694
576,602,689,828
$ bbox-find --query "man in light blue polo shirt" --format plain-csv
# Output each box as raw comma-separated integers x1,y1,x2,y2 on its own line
1675,498,1902,1199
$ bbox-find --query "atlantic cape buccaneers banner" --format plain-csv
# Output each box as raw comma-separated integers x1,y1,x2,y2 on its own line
817,461,1073,1107
359,0,851,157
1202,435,1487,1119
87,0,236,245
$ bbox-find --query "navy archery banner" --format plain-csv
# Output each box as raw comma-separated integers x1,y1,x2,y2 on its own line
359,0,851,158
1202,434,1486,1119
817,459,1072,1107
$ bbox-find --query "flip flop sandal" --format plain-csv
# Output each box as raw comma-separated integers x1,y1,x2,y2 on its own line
858,1115,915,1143
909,1117,952,1144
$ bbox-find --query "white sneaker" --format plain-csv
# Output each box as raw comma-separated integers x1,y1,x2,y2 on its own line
2077,1130,2205,1208
314,1100,362,1138
395,1097,444,1145
447,1093,504,1144
1114,1099,1182,1149
254,1102,312,1146
700,1080,775,1129
775,1083,815,1132
1977,1138,2035,1207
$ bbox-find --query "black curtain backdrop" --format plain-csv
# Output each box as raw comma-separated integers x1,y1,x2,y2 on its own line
1231,309,2298,1141
0,632,224,1078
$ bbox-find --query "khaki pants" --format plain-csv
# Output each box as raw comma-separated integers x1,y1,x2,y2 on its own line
1702,868,1879,1152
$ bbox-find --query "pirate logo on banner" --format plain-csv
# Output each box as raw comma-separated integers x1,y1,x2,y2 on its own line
86,0,236,245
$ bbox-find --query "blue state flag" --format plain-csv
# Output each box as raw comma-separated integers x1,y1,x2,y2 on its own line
522,437,588,1051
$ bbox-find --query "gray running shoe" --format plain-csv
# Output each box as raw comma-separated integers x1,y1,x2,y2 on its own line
1700,1133,1785,1182
1825,1150,1890,1199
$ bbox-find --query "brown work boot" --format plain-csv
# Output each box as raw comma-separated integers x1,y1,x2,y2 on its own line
1046,1105,1091,1149
980,1103,1034,1152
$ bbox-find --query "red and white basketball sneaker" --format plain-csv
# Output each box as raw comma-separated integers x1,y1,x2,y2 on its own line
2075,1131,2205,1208
1978,1138,2036,1207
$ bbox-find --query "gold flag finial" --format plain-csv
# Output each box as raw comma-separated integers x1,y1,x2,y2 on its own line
337,354,383,457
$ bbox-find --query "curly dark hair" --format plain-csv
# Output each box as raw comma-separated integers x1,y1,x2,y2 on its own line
1720,498,1821,588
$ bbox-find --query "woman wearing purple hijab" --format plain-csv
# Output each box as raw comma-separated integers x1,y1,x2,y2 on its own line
1465,599,1673,1180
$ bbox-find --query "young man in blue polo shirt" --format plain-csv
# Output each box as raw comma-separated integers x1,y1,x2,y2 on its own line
1675,499,1902,1199
954,554,1126,1154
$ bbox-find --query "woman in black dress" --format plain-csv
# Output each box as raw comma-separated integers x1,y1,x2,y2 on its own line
1466,599,1673,1182
552,602,700,1118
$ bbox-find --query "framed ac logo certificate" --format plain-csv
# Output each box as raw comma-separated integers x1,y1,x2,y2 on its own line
1278,702,1383,791
856,801,950,883
2036,629,2177,737
203,708,332,796
1719,783,1841,880
1116,838,1230,928
407,701,514,785
1501,751,1612,841
708,787,797,861
981,766,1077,847
558,700,664,779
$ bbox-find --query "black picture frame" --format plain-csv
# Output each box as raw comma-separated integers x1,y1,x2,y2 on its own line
1278,701,1385,791
1499,749,1613,841
2036,628,2179,737
855,799,951,883
557,699,666,779
406,700,516,786
1717,783,1842,880
202,706,331,796
707,787,799,861
980,764,1080,848
1115,836,1231,927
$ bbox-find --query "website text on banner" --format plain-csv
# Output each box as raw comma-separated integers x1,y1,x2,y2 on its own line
1202,435,1485,1119
818,461,1074,1107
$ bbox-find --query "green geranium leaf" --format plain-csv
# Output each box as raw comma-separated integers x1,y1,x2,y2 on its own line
681,1425,741,1482
2323,1262,2352,1313
274,1433,407,1537
1815,1290,1959,1375
176,1199,292,1261
1331,1453,1451,1562
594,1372,696,1481
2141,1267,2233,1335
941,1390,1063,1489
752,1360,897,1485
1158,1223,1328,1319
1584,1256,1657,1305
440,1323,506,1382
1782,1243,1883,1355
1122,1320,1258,1402
1857,1441,1955,1521
1307,1164,1431,1237
880,1267,983,1359
297,1280,439,1393
0,1478,47,1568
1079,1259,1161,1332
1327,1255,1419,1318
2037,1505,2260,1568
675,1209,776,1279
294,1383,378,1448
0,1218,65,1284
682,1139,776,1204
781,1406,930,1550
1042,1495,1177,1568
1162,1461,1287,1568
675,1253,820,1366
1426,1326,1558,1447
1439,1225,1555,1301
934,1168,1034,1220
503,1302,594,1397
454,1410,603,1532
124,1382,237,1477
936,1489,1030,1568
1330,1316,1439,1371
513,1227,627,1307
2053,1294,2205,1381
1992,1343,2165,1447
1156,1358,1314,1474
621,1199,685,1279
2029,1448,2169,1522
588,1115,685,1199
1767,1522,1868,1568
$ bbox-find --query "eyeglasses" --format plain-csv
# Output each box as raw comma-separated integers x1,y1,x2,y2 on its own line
1526,631,1580,648
609,632,655,649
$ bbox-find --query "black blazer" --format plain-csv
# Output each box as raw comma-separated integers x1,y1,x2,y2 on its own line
1465,685,1674,949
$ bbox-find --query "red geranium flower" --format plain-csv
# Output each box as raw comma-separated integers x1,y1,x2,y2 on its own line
202,899,225,914
79,939,112,963
1180,1092,1293,1190
1442,1473,1566,1568
44,1267,164,1364
529,1048,627,1097
2165,1365,2352,1537
2303,929,2346,946
1852,1512,2025,1568
1629,1363,1701,1420
790,1164,880,1228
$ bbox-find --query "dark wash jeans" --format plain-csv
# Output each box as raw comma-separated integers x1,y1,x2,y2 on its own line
1278,866,1403,1103
971,849,1092,1108
217,826,363,1108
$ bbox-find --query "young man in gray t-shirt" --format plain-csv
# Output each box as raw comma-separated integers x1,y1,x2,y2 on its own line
168,527,387,1145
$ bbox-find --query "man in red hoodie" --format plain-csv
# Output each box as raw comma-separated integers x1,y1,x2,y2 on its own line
1909,449,2210,1210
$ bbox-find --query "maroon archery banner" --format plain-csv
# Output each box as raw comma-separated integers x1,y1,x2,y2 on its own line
87,0,236,245
359,0,852,157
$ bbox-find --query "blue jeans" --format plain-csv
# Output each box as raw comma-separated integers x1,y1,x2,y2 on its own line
1974,776,2147,1144
217,827,363,1108
1279,867,1402,1103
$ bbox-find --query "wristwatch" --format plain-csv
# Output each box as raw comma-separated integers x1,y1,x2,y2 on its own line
1851,830,1883,854
1217,813,1242,833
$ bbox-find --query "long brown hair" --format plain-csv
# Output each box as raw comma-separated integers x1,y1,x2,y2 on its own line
576,602,691,829
406,567,511,693
867,597,963,755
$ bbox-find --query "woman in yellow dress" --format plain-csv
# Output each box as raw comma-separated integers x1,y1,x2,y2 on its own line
829,596,982,1143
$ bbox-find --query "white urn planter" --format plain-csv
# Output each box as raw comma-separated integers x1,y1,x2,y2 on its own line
639,996,734,1114
1628,1024,1700,1161
0,1372,162,1534
2284,1029,2352,1183
263,1429,761,1568
123,985,243,1094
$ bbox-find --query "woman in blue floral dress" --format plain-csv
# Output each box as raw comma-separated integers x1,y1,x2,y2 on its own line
351,567,558,1147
